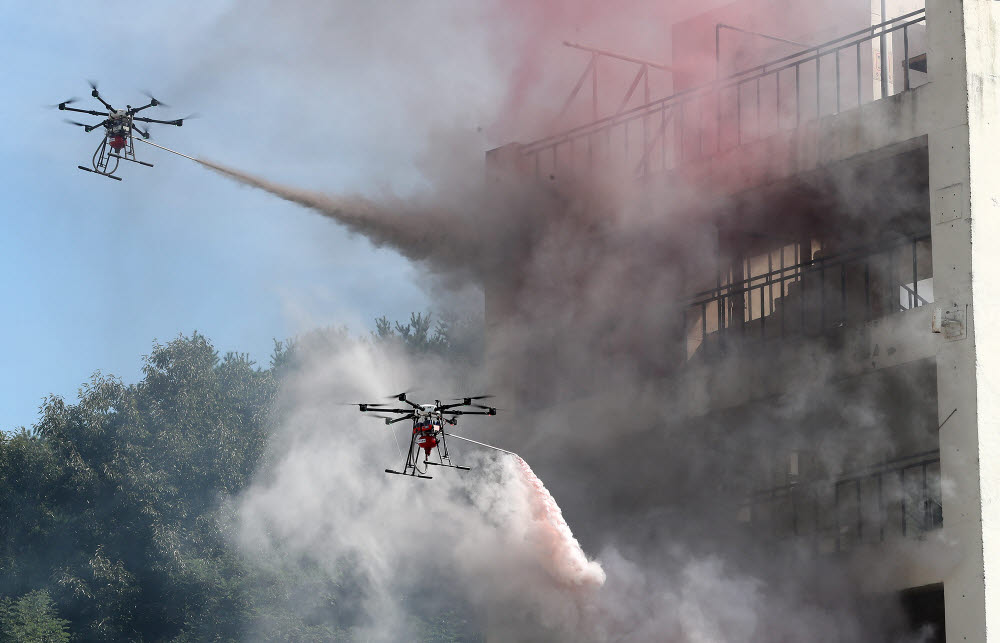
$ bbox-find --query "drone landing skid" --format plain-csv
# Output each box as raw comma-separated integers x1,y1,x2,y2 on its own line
424,461,471,471
109,153,153,168
385,468,432,480
77,165,122,181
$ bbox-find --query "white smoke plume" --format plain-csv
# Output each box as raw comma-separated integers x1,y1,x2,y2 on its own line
232,335,611,640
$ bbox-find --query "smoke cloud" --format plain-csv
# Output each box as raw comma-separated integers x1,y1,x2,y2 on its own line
195,0,948,641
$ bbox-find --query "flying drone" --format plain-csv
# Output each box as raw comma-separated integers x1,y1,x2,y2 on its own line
53,81,191,181
356,392,504,479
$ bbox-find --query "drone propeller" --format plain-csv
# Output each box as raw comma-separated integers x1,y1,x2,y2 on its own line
87,79,99,91
63,119,88,128
388,390,423,410
140,90,169,108
351,402,411,414
364,413,397,421
132,123,151,139
157,113,198,128
451,395,495,405
47,97,79,109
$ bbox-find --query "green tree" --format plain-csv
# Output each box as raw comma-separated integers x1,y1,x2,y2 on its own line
373,311,483,361
0,324,484,641
0,590,70,643
8,333,279,640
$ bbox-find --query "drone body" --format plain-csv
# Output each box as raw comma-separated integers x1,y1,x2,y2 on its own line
54,82,189,181
357,393,499,480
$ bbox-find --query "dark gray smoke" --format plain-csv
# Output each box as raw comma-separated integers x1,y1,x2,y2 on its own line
215,148,943,641
203,1,949,641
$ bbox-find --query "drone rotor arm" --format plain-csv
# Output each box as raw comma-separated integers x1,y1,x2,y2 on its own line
361,408,415,415
133,116,184,127
87,80,114,110
385,391,422,410
91,92,113,111
129,101,158,115
386,414,416,425
60,105,108,118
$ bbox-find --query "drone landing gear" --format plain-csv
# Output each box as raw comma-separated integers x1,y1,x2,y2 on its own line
424,461,471,471
385,468,432,480
77,165,122,181
109,153,153,168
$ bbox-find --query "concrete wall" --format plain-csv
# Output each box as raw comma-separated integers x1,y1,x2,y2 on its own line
923,0,1000,640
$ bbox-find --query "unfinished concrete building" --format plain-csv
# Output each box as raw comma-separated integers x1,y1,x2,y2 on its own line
487,0,999,640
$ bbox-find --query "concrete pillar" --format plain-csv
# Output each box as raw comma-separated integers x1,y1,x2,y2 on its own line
925,0,1000,640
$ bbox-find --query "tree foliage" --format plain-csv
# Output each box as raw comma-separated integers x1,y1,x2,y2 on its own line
374,311,483,361
0,319,483,641
0,590,70,643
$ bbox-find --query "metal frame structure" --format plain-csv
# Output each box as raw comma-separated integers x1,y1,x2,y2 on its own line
521,9,927,180
715,23,811,80
81,121,152,181
557,41,675,124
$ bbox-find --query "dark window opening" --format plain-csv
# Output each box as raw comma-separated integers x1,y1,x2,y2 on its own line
900,583,945,643
906,53,927,74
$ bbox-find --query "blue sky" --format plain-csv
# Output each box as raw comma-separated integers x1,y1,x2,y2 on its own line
0,2,506,431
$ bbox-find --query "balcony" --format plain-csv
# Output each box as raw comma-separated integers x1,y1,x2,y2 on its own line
516,10,927,183
741,449,942,553
684,233,932,359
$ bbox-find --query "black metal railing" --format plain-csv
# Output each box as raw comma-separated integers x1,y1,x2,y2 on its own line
684,234,931,358
742,449,942,551
521,9,927,181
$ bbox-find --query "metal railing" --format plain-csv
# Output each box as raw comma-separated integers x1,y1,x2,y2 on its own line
684,234,931,358
521,9,927,181
742,449,942,551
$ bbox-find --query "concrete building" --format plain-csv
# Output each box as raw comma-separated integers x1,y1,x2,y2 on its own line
486,1,1000,640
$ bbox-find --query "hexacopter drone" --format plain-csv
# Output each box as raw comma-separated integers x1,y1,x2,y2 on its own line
356,392,504,479
54,81,191,181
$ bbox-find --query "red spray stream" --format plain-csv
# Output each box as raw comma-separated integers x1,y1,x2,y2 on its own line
515,455,606,588
426,432,605,588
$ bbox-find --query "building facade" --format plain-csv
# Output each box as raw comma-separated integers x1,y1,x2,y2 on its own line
486,1,1000,640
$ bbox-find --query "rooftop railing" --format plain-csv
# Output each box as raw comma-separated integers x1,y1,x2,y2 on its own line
521,9,927,181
